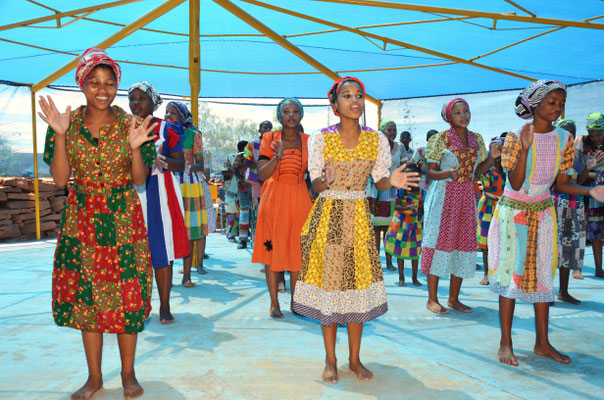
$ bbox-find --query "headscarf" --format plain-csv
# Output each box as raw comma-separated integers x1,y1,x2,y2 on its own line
328,76,366,116
490,135,505,146
128,81,163,111
441,98,469,125
75,47,121,89
586,112,604,131
555,118,576,129
514,79,566,120
276,97,304,122
379,120,396,132
167,101,195,129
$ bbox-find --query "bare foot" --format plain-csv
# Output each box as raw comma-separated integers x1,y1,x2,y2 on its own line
177,269,184,274
122,372,144,400
534,343,571,364
448,299,472,313
426,299,449,314
196,265,208,275
557,292,581,305
479,277,489,285
159,308,174,324
71,376,103,400
270,305,284,319
595,270,604,279
349,360,373,382
498,344,519,366
412,279,422,287
397,279,406,287
322,355,338,384
277,281,286,293
572,269,583,280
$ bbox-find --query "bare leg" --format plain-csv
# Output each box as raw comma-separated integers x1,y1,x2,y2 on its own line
117,333,144,400
265,266,283,318
181,239,196,287
278,271,286,293
426,274,448,314
321,324,338,383
347,323,373,381
71,332,103,400
196,236,208,274
533,302,571,363
480,250,489,285
397,258,405,286
558,267,580,305
498,296,518,366
155,264,174,324
592,238,604,278
412,259,421,286
290,271,300,311
448,274,471,312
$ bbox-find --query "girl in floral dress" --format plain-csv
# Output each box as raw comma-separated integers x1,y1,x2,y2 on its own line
292,77,419,384
421,98,502,314
488,80,604,366
40,48,157,400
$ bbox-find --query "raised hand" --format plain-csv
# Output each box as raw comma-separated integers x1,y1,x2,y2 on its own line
586,150,604,171
129,115,158,150
589,185,604,203
519,123,534,150
321,157,336,188
489,141,503,159
270,139,284,159
449,165,459,181
390,163,420,190
38,95,71,136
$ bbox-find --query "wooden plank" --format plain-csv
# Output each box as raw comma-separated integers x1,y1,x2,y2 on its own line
12,208,52,223
50,196,66,213
21,221,56,234
1,178,30,190
0,185,22,193
0,192,6,202
0,224,20,239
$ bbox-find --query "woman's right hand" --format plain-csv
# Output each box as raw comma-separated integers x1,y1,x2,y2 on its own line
587,150,604,171
271,139,284,159
449,165,459,181
321,157,336,188
38,95,71,136
519,123,534,150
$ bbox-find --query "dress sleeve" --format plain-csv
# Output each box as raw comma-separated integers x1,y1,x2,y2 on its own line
193,131,203,157
425,132,446,163
559,132,576,176
139,137,157,168
259,131,275,160
43,126,57,166
371,132,392,182
476,133,488,163
243,141,254,161
308,132,325,181
501,132,521,173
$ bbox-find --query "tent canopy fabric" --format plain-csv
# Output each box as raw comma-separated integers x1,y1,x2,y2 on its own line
0,0,603,100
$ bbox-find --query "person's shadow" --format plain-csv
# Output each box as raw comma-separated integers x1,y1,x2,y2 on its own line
76,380,185,400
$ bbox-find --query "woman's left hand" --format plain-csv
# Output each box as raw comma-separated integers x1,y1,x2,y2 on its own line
589,185,604,202
489,142,503,159
390,163,420,190
129,115,158,150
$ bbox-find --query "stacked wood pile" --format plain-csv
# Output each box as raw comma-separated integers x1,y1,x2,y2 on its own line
0,177,67,241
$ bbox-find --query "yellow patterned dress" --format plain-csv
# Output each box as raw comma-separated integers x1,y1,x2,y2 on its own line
292,125,391,325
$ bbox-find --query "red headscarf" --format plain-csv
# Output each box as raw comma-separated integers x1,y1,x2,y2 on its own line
75,47,121,89
328,76,366,116
441,97,469,126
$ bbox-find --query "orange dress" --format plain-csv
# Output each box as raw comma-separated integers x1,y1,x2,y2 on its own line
252,130,312,271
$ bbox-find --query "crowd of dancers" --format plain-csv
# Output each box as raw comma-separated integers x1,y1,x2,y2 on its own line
39,47,604,399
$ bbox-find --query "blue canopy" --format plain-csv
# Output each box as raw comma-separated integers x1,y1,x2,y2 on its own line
0,0,603,100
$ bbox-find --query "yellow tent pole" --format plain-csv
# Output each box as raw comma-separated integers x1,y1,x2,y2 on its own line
212,0,382,107
312,0,604,30
31,0,185,92
377,102,382,132
0,0,143,32
30,87,41,240
189,0,201,127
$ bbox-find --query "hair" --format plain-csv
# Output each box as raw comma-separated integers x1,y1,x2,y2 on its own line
259,120,272,129
237,140,248,153
426,129,438,141
500,132,508,138
400,130,411,138
297,123,304,133
403,162,421,174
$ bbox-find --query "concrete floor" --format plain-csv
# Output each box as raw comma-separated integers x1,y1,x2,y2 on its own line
0,235,603,400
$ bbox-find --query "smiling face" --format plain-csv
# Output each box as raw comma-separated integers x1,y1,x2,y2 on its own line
333,81,365,120
128,88,154,118
534,89,566,124
449,101,471,130
382,123,397,143
279,101,302,129
82,65,117,112
588,129,604,148
164,104,182,123
399,131,411,146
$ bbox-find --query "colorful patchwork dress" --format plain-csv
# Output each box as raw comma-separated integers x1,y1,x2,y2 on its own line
368,141,402,226
384,188,427,260
135,118,189,269
293,125,390,325
488,128,574,302
476,168,505,250
575,136,604,241
176,127,215,239
420,128,487,278
43,106,155,334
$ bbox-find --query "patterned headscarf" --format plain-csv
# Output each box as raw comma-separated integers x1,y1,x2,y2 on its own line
514,79,566,120
441,98,469,125
379,120,396,132
276,97,304,122
328,76,366,116
490,135,505,146
555,118,576,129
167,101,195,129
128,81,163,111
75,47,121,89
586,112,604,131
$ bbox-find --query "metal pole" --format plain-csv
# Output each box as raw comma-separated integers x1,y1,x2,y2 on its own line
30,88,41,240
